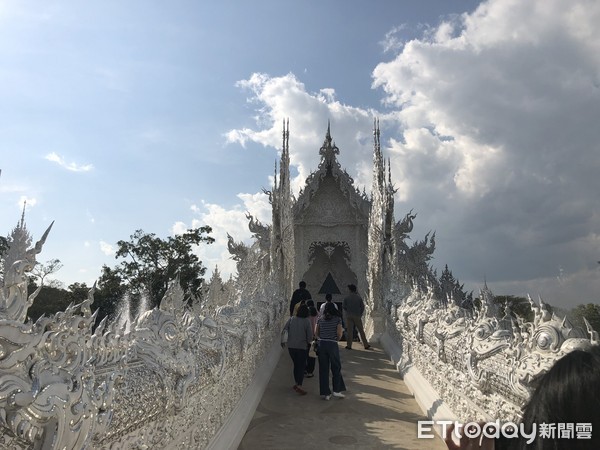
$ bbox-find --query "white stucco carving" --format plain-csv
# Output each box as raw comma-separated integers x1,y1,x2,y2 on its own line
1,119,594,449
0,212,285,449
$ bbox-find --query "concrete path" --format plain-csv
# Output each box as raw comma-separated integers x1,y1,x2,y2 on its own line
238,343,446,450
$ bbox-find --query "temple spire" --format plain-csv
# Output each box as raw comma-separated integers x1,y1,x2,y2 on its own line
374,118,380,151
270,118,294,296
279,118,290,195
322,120,333,148
373,118,384,190
19,200,27,229
367,116,387,315
319,121,339,171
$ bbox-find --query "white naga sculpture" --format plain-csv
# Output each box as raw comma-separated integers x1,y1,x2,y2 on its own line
358,116,597,422
0,214,285,450
383,228,595,422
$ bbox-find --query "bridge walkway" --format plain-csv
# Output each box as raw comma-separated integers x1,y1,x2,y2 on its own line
238,343,446,450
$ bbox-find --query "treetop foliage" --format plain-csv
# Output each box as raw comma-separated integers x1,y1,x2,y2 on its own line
2,226,214,325
108,227,214,310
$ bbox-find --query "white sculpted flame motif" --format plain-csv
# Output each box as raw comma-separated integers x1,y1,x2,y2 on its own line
385,221,594,422
0,214,285,449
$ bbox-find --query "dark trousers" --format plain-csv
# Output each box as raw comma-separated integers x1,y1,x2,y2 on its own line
344,314,369,349
306,354,316,374
317,341,346,395
288,347,308,386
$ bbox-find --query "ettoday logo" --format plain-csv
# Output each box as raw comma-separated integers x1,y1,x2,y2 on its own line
418,420,593,443
418,420,535,444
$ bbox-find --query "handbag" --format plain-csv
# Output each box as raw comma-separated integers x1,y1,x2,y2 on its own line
309,340,319,358
281,319,290,347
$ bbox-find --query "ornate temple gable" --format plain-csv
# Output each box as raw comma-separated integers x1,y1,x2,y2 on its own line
299,176,365,225
293,122,371,224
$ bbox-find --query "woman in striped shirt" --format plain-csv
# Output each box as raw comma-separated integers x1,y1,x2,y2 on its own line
315,302,346,400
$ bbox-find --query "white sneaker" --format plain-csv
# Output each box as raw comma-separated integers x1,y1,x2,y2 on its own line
323,395,331,401
332,392,345,398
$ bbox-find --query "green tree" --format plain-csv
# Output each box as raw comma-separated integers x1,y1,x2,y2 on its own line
112,227,214,309
67,282,90,304
27,282,72,322
32,258,63,287
0,235,7,283
570,303,600,334
492,295,538,323
95,266,127,323
0,236,8,256
26,281,91,323
0,235,8,260
439,265,472,310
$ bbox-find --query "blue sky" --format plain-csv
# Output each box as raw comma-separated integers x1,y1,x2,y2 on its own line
2,0,600,309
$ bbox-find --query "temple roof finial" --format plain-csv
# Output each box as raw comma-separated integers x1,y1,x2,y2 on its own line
322,120,332,147
319,120,339,169
19,200,27,228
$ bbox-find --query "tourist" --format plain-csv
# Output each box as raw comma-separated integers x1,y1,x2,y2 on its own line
319,293,338,317
289,281,312,316
342,284,370,350
444,345,600,449
281,304,313,395
305,299,319,378
292,300,305,317
306,299,318,332
509,344,600,449
315,302,346,400
444,422,496,450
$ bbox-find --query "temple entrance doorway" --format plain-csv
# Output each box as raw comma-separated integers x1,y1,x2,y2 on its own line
301,241,357,308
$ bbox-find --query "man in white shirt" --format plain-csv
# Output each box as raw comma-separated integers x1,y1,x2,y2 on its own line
319,293,338,316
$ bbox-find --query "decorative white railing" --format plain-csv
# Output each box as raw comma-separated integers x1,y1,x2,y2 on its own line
0,224,285,450
378,281,596,424
2,211,596,449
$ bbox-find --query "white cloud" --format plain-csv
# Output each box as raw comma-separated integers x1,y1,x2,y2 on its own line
99,241,115,256
171,221,188,235
369,0,600,307
222,0,600,308
380,24,409,53
45,152,93,172
17,195,37,210
237,192,271,223
0,181,26,194
175,193,271,279
226,72,379,196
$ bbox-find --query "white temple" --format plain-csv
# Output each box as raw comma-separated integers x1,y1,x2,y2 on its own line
0,120,596,449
